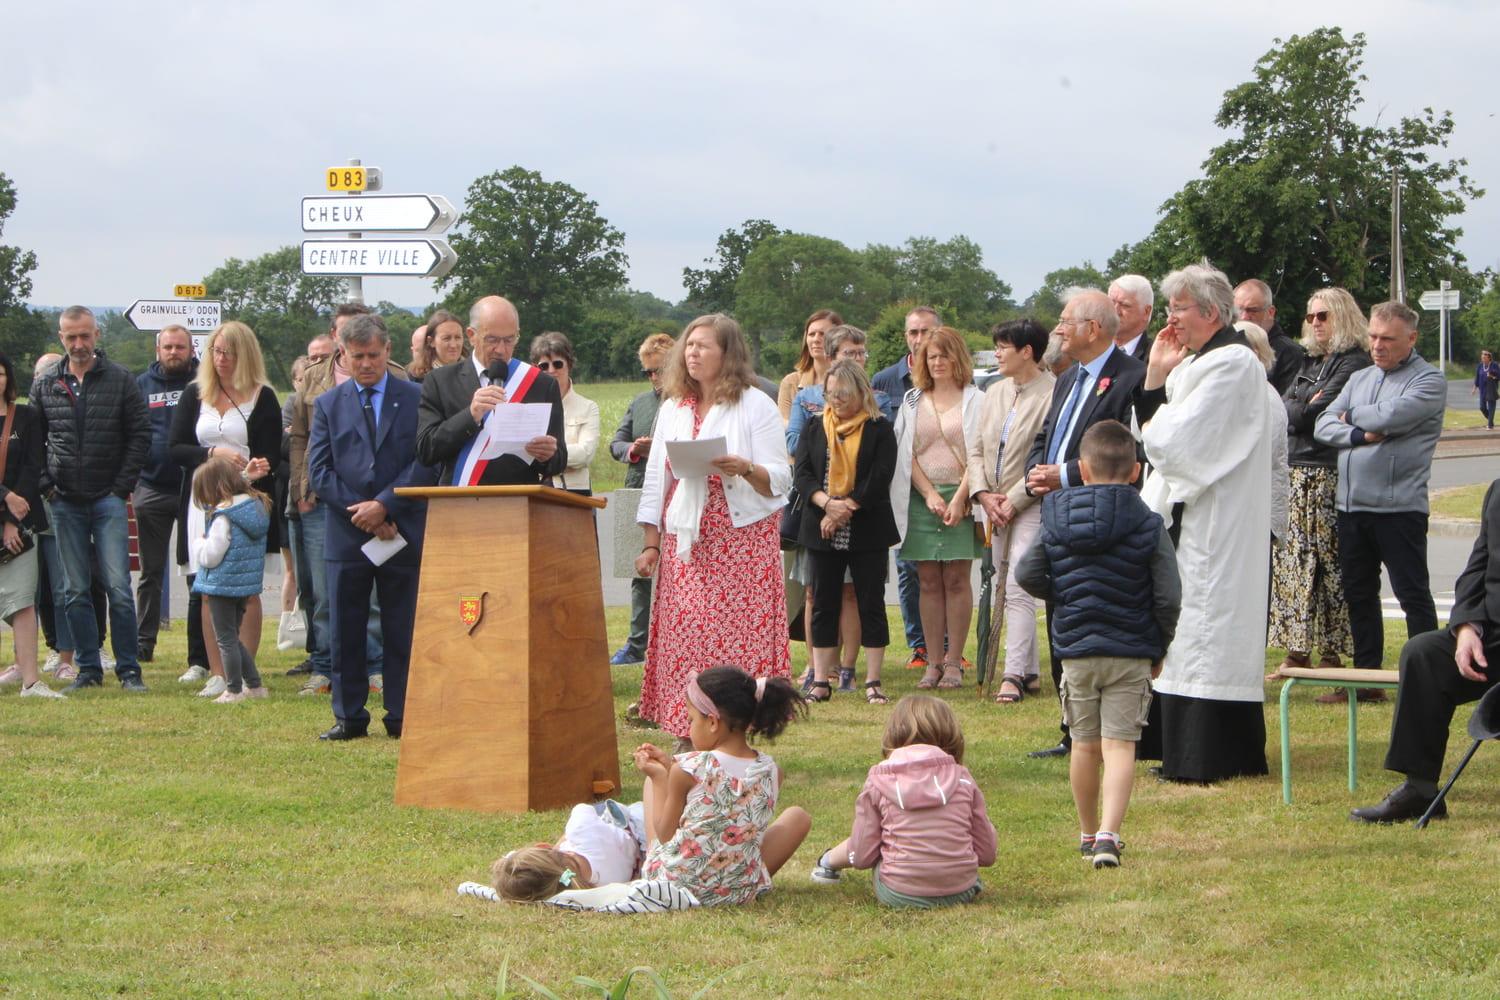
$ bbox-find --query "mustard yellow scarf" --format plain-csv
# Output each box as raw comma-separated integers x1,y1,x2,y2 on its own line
822,406,869,497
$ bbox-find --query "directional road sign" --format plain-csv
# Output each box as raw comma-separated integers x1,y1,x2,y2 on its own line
301,194,456,233
126,299,222,332
300,239,457,279
1419,289,1461,311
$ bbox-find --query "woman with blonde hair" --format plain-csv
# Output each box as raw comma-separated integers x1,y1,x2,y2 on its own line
170,321,282,698
634,314,792,739
891,326,984,690
1267,287,1372,683
777,309,843,422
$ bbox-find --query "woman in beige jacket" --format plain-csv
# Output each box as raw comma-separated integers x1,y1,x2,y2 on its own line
966,320,1055,703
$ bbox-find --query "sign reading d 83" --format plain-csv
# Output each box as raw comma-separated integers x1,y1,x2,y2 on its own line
326,166,382,192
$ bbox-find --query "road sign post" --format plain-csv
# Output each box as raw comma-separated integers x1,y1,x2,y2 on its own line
1419,281,1462,371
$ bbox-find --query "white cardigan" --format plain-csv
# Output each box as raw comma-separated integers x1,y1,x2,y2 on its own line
637,390,791,534
889,385,984,543
558,388,601,491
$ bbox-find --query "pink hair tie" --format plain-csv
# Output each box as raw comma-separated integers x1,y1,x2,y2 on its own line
754,677,767,703
684,672,720,719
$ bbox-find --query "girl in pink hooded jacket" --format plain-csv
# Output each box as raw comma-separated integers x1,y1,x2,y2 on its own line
810,695,997,907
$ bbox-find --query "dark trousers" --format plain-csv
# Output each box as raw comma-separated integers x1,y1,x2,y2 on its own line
1480,388,1497,428
133,486,178,655
1045,600,1070,747
37,536,105,651
808,548,889,649
184,576,211,668
1385,628,1500,784
626,576,653,656
1337,510,1436,668
328,558,417,729
894,557,925,651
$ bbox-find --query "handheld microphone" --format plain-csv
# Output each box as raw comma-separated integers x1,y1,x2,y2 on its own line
486,359,508,385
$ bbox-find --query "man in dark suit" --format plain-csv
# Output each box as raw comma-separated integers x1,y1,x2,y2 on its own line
1108,275,1155,362
1352,478,1500,822
416,294,565,486
1023,288,1149,758
1233,278,1304,396
308,313,436,741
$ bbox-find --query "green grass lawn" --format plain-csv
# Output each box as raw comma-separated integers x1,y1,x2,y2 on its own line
1444,406,1491,431
3,609,1496,998
576,379,653,495
1432,483,1487,521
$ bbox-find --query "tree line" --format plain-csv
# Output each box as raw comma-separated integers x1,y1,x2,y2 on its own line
1,28,1495,387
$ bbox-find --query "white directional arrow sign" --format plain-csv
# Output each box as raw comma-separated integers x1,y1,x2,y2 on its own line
301,193,457,233
301,239,457,278
1418,289,1461,311
126,299,223,332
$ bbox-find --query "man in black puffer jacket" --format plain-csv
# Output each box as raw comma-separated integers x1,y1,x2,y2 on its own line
31,306,153,691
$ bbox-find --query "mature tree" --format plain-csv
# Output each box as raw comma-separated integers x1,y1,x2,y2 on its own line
1458,272,1500,360
864,235,1015,328
373,300,421,353
0,172,46,368
1112,28,1481,320
205,246,346,386
1021,263,1111,330
733,232,892,371
682,219,784,313
440,167,628,337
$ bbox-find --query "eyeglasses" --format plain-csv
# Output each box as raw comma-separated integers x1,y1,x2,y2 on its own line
211,347,235,359
1305,310,1330,324
1165,304,1196,317
642,368,662,378
837,349,869,361
537,359,567,372
1057,318,1093,327
481,335,519,348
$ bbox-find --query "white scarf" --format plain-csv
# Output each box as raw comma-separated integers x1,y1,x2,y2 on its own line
663,400,733,560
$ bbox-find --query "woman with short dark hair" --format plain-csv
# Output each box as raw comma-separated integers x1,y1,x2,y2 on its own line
530,331,599,496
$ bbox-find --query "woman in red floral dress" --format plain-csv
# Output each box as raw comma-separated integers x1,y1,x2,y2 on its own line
634,315,793,739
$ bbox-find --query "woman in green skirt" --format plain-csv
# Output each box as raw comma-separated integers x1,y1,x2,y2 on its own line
889,327,984,690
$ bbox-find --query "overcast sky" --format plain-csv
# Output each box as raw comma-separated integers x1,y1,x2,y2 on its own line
3,1,1497,314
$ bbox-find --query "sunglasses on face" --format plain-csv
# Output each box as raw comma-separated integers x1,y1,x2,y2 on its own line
642,368,662,378
537,359,567,372
1305,310,1330,323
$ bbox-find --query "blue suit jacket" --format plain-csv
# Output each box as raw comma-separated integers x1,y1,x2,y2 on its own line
308,377,437,564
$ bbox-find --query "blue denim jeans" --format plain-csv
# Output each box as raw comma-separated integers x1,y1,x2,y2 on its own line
301,501,382,678
895,557,925,651
51,494,140,680
37,530,76,652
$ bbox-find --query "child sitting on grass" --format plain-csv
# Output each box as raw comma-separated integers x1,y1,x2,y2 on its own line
809,694,996,907
1016,420,1181,868
632,665,812,906
490,799,649,901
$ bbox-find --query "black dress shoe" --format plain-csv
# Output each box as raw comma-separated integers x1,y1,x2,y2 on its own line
65,676,103,691
120,676,149,693
1351,782,1446,824
285,659,314,677
137,647,154,663
384,719,402,739
1028,742,1070,759
319,722,368,741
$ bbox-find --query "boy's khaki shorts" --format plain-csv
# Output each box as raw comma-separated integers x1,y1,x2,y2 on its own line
1059,656,1153,742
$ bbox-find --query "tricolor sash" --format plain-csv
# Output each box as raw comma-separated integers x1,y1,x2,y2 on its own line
450,359,544,486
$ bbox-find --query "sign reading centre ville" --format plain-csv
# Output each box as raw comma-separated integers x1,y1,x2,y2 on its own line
125,298,223,332
301,194,457,234
301,239,457,278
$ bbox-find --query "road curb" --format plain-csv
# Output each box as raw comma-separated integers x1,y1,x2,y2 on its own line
1430,517,1479,539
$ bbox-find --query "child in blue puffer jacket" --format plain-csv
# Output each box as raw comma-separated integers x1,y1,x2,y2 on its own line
191,457,271,704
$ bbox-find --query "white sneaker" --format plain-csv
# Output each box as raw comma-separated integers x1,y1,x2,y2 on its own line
0,665,21,686
43,651,62,674
197,675,228,698
20,681,66,699
243,686,270,699
100,651,116,671
213,689,246,704
368,673,383,694
179,664,209,683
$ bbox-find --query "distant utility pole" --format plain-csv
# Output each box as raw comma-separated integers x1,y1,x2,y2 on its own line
1389,165,1406,303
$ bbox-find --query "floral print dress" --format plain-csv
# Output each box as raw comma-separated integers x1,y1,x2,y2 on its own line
643,750,779,906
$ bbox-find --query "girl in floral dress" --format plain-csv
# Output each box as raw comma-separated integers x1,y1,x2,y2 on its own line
633,666,811,906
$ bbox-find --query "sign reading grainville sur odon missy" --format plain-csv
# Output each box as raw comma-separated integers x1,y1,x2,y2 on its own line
125,298,223,332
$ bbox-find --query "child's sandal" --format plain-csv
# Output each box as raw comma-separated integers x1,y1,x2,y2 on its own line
864,680,889,705
807,680,833,703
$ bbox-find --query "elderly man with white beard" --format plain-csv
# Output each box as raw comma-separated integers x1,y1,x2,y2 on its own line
1136,261,1285,784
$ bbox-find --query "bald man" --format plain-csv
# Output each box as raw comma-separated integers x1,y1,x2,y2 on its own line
415,295,566,485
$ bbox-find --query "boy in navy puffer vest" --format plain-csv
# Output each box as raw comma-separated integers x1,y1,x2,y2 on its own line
1017,420,1180,868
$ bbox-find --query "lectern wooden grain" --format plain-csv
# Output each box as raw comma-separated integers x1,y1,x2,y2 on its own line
391,485,619,813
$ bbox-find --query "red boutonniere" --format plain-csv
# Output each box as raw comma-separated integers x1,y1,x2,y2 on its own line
1095,377,1112,398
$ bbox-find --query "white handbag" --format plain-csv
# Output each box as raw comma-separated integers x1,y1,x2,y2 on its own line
276,604,307,652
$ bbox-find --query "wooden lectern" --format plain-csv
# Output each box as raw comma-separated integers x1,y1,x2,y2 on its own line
391,485,620,813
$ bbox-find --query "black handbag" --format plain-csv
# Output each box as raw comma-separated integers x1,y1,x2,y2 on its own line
0,403,32,564
778,486,804,551
0,526,33,565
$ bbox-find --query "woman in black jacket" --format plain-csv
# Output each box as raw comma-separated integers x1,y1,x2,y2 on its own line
1268,287,1373,681
0,352,63,697
794,361,900,704
168,322,282,698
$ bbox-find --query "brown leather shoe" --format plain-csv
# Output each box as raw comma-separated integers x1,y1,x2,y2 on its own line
1356,688,1388,703
1314,688,1349,704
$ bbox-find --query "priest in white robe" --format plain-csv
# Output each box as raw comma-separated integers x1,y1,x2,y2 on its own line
1137,262,1278,783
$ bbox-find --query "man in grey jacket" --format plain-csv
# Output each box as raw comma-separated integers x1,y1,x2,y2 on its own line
1314,301,1446,698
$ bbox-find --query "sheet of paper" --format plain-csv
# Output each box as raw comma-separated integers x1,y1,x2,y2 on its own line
665,436,728,479
361,532,408,567
476,402,554,462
